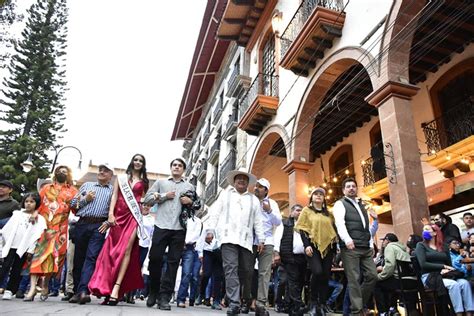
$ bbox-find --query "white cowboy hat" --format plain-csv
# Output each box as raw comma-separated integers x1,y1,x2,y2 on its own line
226,168,257,187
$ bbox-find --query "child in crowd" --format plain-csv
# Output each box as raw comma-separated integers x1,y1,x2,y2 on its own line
0,192,46,300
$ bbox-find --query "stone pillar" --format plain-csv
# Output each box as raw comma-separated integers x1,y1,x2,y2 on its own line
366,81,428,240
282,160,314,209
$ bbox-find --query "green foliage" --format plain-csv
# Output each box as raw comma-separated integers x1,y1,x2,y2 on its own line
0,0,68,198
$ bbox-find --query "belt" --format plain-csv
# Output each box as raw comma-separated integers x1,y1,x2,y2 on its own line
78,217,108,224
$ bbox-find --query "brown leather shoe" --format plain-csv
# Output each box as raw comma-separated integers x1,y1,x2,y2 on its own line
68,293,81,304
79,293,91,305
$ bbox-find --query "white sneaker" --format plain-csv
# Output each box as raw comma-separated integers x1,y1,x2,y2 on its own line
2,290,12,300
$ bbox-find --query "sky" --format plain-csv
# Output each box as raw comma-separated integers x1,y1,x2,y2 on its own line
3,0,207,176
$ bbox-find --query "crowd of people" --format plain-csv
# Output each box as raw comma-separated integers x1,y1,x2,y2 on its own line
1,155,474,316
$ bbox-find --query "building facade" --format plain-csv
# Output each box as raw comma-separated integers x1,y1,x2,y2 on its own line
172,0,474,240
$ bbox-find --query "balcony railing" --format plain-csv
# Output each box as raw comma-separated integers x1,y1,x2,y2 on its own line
422,101,474,155
202,124,211,145
197,162,207,181
212,99,224,125
219,150,236,187
361,156,387,187
209,138,221,165
227,64,240,93
281,0,345,59
205,174,218,205
239,73,279,120
223,108,239,139
189,175,197,187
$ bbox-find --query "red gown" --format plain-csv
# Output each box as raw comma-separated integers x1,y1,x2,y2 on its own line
88,181,145,297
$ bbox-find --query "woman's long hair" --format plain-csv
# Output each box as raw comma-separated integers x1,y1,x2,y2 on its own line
308,191,330,216
126,154,149,191
53,165,74,186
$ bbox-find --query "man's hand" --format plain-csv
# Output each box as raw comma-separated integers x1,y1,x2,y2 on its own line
305,246,313,257
166,191,176,199
85,190,96,202
257,242,265,254
180,196,192,205
346,241,355,250
98,221,110,234
262,200,271,213
368,208,378,220
205,233,214,244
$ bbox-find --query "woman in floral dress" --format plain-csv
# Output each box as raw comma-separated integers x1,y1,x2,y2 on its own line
26,165,77,301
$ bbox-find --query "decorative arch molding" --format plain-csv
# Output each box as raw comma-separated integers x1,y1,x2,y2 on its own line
249,124,291,178
291,46,378,163
378,0,426,84
269,192,289,203
429,58,474,119
328,144,354,176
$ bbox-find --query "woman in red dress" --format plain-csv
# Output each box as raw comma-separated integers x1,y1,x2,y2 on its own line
88,154,149,305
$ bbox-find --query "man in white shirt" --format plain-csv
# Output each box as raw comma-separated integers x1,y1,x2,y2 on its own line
240,178,281,316
333,177,378,315
274,204,305,316
206,168,265,316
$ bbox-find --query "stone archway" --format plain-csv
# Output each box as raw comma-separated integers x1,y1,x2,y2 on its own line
249,124,290,213
292,47,378,163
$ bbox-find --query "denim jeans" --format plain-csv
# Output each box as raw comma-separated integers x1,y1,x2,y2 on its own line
422,273,474,313
72,222,106,294
0,217,11,229
327,279,344,305
176,244,201,303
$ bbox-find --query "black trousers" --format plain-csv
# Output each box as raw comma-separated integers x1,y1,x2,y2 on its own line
283,254,307,310
200,250,224,301
374,277,399,313
148,227,185,300
0,248,27,294
307,246,334,304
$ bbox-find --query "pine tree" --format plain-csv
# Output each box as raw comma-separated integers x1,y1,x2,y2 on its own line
0,0,23,68
0,0,68,199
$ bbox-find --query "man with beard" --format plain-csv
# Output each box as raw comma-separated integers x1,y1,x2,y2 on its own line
433,213,461,245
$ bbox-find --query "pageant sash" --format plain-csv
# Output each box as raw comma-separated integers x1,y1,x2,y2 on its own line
117,174,149,241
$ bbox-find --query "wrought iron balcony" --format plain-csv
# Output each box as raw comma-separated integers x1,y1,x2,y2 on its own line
219,149,236,187
202,124,211,145
238,73,279,136
189,175,198,187
361,156,387,187
205,174,218,205
209,138,221,165
227,64,251,98
280,0,345,76
197,162,207,182
212,99,224,125
422,101,474,155
223,108,239,140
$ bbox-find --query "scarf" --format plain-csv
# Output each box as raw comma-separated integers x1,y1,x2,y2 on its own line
295,206,337,258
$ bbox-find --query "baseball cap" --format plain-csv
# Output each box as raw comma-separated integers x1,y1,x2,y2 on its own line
98,163,114,173
380,233,398,242
256,178,270,190
0,180,14,189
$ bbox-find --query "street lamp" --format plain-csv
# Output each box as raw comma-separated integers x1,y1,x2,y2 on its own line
21,145,83,173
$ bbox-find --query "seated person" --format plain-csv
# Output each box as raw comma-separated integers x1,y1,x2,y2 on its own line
416,225,474,315
374,233,412,316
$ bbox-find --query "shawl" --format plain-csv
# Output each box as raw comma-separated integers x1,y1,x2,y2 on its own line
295,206,337,258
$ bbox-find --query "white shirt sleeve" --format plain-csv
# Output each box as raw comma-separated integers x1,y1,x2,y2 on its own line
333,200,353,246
273,223,284,253
206,190,224,235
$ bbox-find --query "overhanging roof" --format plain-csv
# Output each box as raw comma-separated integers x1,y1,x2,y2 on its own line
172,0,230,140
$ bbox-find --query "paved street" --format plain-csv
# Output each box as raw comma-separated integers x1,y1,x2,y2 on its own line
0,296,287,316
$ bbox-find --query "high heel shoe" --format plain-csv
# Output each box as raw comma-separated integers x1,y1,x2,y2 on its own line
107,283,121,306
23,291,37,302
39,287,49,301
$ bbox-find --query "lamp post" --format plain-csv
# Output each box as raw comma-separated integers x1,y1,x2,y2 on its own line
21,145,83,173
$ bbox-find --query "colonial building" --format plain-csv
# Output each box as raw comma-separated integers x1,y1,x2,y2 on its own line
172,0,474,240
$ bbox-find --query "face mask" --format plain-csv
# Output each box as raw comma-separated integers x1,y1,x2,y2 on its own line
56,173,67,183
422,230,433,241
